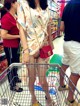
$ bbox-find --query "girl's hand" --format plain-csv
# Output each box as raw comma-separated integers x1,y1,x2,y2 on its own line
50,43,54,50
22,52,29,63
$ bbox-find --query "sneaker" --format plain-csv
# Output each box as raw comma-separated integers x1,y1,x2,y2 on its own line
10,86,23,92
58,85,69,91
65,99,79,106
16,78,21,83
32,102,42,106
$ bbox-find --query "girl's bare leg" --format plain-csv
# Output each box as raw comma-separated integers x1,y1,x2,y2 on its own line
37,58,54,105
28,56,37,103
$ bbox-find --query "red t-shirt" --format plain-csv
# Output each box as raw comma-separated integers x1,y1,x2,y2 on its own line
1,12,19,48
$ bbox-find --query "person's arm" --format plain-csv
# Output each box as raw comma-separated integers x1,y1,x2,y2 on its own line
1,29,20,39
19,25,29,63
17,3,28,51
60,6,66,32
60,21,65,32
47,20,54,49
19,25,29,52
17,2,29,63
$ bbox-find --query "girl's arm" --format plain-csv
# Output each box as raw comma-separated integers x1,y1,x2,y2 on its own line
19,25,29,63
47,21,54,49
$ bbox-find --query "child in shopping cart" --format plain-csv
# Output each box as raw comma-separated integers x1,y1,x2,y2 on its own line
17,0,54,106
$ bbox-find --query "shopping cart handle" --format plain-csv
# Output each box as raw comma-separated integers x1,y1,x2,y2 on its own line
9,63,61,68
9,63,23,68
0,63,61,78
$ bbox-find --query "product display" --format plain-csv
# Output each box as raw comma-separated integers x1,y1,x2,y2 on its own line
0,40,8,74
0,23,8,74
48,0,61,40
0,3,8,73
0,55,8,74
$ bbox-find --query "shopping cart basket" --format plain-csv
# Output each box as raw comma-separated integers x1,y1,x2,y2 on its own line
0,63,80,106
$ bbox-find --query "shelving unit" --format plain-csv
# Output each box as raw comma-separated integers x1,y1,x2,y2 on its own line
0,40,7,74
0,19,8,76
0,1,8,78
48,0,61,40
50,14,60,40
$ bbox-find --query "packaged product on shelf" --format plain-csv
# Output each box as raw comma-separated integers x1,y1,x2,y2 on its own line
0,38,7,74
0,55,8,74
48,0,60,40
50,13,59,39
0,44,4,53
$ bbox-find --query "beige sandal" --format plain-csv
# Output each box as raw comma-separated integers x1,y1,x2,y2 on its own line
32,101,42,106
58,85,69,91
65,99,79,106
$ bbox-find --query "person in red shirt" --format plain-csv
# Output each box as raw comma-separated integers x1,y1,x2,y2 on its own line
1,0,23,92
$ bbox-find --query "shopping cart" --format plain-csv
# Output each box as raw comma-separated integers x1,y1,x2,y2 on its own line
0,63,80,106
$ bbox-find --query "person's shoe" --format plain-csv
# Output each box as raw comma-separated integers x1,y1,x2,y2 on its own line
45,96,55,106
65,99,79,106
32,101,42,106
58,85,69,91
10,86,23,92
16,78,21,83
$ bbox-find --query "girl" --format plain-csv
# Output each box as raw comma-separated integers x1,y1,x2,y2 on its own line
17,0,54,105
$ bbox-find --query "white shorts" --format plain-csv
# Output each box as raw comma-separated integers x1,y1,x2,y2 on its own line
62,41,80,74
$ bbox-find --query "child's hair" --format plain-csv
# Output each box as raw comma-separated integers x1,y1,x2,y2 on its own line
27,0,48,10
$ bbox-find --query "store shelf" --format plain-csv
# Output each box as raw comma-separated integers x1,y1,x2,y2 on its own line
0,54,7,77
0,39,7,75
